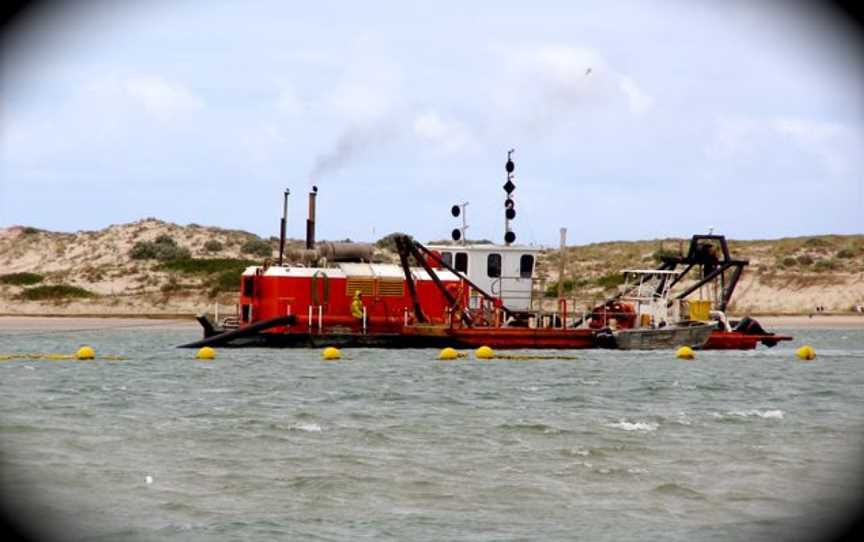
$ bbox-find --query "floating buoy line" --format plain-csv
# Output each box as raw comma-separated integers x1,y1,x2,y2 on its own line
0,345,126,362
2,343,818,363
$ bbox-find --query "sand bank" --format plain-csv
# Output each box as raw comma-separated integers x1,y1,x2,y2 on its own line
751,314,864,329
0,316,197,332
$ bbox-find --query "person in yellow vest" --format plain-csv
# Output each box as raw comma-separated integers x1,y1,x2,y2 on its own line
350,290,364,320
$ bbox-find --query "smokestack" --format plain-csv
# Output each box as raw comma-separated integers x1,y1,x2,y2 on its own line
278,189,290,266
306,185,318,250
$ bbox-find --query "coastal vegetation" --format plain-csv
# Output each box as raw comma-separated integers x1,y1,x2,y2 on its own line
240,238,274,257
158,257,257,296
17,284,95,300
0,272,44,286
129,234,191,261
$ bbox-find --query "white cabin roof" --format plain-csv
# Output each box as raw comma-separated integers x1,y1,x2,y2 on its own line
426,243,541,254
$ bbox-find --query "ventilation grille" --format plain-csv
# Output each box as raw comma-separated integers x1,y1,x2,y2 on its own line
377,279,404,297
346,278,375,296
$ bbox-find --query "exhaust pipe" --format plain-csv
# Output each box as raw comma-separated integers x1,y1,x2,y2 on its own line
306,185,317,250
278,188,289,266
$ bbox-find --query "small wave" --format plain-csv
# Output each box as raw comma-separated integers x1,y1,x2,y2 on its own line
290,423,322,432
713,409,784,420
498,422,567,435
561,447,590,457
607,420,658,432
653,482,706,499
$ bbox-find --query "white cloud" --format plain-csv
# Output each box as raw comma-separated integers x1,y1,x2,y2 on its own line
121,74,202,119
618,75,653,115
493,44,654,128
81,73,202,122
413,111,472,153
773,117,855,175
325,60,404,123
704,115,860,176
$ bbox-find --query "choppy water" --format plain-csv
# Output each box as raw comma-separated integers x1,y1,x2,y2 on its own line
1,324,863,542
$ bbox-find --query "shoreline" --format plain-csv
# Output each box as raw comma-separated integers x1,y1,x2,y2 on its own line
0,315,197,331
747,314,864,329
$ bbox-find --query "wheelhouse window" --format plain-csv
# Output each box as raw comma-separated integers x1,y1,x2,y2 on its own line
519,254,534,278
440,251,453,268
487,253,502,278
454,252,468,273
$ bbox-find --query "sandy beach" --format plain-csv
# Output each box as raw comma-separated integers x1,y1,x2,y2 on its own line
0,315,197,331
753,314,864,329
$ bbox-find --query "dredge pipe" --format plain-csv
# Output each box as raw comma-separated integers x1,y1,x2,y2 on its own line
179,315,296,348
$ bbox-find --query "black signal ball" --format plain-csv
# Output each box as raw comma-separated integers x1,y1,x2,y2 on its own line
504,231,516,244
506,159,514,173
504,198,514,209
505,208,516,220
452,228,462,241
451,205,460,217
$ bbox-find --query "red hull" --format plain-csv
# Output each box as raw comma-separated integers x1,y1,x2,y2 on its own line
702,331,793,350
446,327,596,349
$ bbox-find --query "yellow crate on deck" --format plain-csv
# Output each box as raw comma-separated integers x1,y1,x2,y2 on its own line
688,299,712,321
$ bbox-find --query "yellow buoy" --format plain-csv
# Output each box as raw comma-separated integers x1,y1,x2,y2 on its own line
676,346,695,360
322,346,341,360
196,346,216,360
75,345,95,360
438,347,460,360
475,345,495,360
795,345,816,361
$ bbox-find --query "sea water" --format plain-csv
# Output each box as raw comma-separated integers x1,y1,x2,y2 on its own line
1,324,862,541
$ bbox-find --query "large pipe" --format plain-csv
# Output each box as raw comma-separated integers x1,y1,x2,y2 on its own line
287,242,374,265
278,188,290,266
306,185,317,250
315,242,374,262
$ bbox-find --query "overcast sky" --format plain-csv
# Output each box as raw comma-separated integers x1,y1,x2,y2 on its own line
2,0,862,246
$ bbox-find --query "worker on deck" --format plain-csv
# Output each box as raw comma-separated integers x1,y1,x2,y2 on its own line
350,290,364,320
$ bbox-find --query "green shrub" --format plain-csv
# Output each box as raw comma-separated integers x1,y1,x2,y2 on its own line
796,254,814,266
241,238,273,257
781,257,797,267
836,248,856,259
158,258,254,297
159,258,255,274
804,238,830,248
130,235,191,261
596,273,626,289
210,269,244,295
813,259,838,272
18,284,95,300
204,240,224,252
543,277,590,297
22,227,41,235
0,272,44,285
